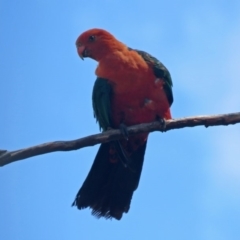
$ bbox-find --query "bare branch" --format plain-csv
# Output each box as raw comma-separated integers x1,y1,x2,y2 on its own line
1,112,240,167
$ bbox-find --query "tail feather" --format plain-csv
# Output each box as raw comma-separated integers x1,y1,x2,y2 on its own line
72,140,147,220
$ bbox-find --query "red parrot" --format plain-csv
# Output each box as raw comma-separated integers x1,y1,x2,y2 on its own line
72,28,173,220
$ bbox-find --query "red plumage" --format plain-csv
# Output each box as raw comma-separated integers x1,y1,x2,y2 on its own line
72,28,173,220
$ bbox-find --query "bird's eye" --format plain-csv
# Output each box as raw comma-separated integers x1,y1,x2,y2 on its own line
88,35,95,42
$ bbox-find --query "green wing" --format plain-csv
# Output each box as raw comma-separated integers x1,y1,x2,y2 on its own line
92,78,130,164
92,77,113,131
129,48,173,106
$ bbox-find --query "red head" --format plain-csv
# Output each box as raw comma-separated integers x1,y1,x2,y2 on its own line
75,28,125,62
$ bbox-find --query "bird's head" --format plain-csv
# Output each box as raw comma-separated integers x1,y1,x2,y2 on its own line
76,28,123,62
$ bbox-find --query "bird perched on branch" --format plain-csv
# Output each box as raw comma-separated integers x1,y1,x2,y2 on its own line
72,28,173,220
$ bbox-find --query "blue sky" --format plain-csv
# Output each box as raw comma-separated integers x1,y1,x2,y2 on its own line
1,1,240,239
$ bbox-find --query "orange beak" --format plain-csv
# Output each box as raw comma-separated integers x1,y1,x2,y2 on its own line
77,45,85,60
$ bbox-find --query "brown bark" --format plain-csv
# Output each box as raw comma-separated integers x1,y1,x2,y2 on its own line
1,112,240,167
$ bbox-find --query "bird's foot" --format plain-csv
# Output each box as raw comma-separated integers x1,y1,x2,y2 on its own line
156,116,166,132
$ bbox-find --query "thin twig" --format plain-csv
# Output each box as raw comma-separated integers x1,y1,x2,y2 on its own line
1,112,240,167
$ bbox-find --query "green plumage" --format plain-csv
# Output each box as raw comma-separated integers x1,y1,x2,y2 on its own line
92,77,113,131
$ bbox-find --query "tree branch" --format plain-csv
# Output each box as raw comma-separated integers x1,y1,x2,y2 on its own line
1,112,240,167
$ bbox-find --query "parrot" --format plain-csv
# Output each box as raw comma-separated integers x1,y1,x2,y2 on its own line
72,28,173,220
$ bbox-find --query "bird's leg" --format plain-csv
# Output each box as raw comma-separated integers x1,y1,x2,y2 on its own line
156,115,166,132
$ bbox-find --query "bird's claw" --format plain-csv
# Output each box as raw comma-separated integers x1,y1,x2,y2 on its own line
156,116,166,132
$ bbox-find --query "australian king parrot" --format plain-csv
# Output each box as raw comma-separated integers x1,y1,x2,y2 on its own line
72,28,173,220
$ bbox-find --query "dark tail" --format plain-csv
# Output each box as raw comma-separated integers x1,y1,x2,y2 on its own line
72,141,147,220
